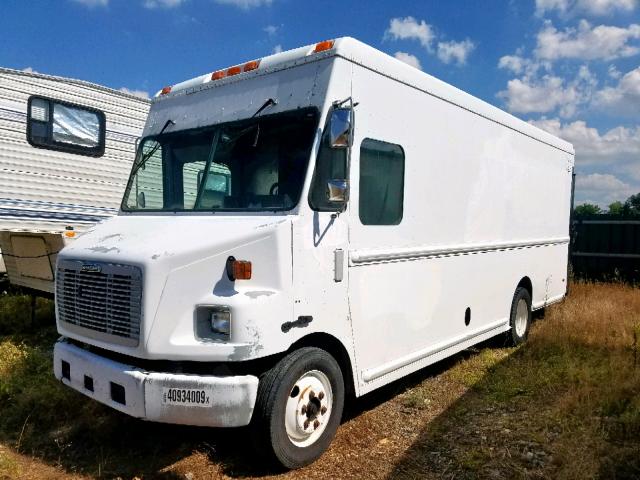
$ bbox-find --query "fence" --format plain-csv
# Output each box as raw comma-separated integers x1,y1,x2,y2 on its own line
571,215,640,280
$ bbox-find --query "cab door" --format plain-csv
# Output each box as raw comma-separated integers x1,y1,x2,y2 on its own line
290,104,353,364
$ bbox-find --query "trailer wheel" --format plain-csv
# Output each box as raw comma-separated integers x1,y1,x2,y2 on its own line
251,347,345,469
506,287,532,346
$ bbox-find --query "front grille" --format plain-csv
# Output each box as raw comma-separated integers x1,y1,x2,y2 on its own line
56,260,142,346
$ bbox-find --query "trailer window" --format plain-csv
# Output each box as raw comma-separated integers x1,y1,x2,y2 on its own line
359,139,404,225
26,96,106,157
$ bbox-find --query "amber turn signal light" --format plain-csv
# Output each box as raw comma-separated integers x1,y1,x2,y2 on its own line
226,256,252,281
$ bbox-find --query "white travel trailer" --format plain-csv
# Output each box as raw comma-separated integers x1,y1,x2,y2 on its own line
0,67,149,294
53,38,574,468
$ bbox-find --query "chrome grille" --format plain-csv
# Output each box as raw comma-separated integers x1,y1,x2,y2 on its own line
56,260,142,346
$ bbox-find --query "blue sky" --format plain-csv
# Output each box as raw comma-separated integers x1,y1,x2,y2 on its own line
1,0,639,208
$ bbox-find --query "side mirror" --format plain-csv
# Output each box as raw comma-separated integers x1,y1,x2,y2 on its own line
137,191,146,208
329,108,352,148
327,179,349,203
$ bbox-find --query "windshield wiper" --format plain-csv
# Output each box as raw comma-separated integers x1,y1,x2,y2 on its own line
252,98,277,118
250,98,278,147
130,119,175,178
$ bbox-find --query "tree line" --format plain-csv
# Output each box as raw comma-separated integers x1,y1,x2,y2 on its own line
574,193,640,216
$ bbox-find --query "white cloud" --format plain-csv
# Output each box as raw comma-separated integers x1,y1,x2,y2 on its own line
498,52,551,76
498,21,639,118
22,67,38,74
272,44,283,54
385,17,475,66
71,0,108,6
263,25,278,36
530,117,640,165
531,117,640,205
213,0,272,9
385,16,435,50
498,55,527,74
437,39,475,65
118,87,150,99
535,0,638,17
608,64,623,79
143,0,185,7
394,51,422,70
498,65,596,117
594,66,640,114
535,20,640,61
574,173,636,206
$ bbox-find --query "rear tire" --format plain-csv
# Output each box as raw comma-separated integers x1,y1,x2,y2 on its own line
505,287,532,346
251,347,345,469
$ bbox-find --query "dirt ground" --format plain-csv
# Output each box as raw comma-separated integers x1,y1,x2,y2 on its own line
1,281,639,479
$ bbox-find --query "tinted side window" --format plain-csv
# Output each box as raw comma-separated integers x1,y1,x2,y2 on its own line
359,139,405,225
27,96,106,157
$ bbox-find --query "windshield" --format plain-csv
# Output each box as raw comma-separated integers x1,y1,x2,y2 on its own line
122,108,319,212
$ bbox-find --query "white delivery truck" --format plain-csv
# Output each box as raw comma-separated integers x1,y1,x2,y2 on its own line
0,67,149,294
53,38,574,468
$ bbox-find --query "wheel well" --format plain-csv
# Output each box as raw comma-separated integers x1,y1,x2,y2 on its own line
290,333,355,398
517,276,533,298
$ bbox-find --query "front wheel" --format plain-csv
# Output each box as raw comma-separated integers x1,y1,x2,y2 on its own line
251,347,345,469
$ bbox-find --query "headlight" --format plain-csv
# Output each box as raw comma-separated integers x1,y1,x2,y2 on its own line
210,308,231,336
195,306,231,341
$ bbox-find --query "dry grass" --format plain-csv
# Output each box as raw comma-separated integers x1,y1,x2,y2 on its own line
0,282,638,479
392,282,640,480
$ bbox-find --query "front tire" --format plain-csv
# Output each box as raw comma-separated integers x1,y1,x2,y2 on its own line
506,287,532,346
251,347,345,469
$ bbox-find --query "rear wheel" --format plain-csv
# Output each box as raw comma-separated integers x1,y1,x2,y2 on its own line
506,287,532,346
251,347,345,469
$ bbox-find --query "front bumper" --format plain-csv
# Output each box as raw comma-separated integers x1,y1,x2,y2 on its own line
53,340,259,427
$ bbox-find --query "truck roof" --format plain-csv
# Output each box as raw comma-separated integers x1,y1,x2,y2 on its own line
154,37,574,156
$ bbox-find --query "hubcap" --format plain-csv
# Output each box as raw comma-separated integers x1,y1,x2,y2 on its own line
514,298,528,337
285,370,332,447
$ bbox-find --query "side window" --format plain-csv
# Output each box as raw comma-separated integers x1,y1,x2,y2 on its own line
27,96,106,157
359,139,405,225
309,117,347,211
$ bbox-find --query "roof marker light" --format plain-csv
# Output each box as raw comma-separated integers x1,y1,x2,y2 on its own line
227,65,242,76
313,40,335,53
243,60,260,72
211,70,226,81
160,86,172,95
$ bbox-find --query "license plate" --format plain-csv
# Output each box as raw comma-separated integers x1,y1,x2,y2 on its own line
162,387,212,407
